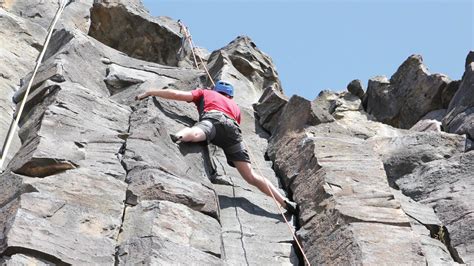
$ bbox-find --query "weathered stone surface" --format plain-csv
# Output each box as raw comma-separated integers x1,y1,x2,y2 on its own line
119,200,221,257
89,1,190,67
1,254,51,266
0,169,126,265
366,55,450,129
8,81,130,179
392,189,457,264
410,109,445,132
347,79,365,99
121,95,218,217
371,131,466,186
207,36,283,108
442,80,461,109
1,0,94,33
396,151,474,264
266,93,428,264
212,108,297,265
116,236,222,265
0,8,46,166
443,51,474,139
253,86,288,133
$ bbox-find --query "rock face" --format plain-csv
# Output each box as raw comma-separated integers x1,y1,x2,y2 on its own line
1,1,473,265
443,51,474,140
396,151,474,263
366,55,451,129
207,36,283,108
258,88,472,264
0,1,295,265
0,8,46,166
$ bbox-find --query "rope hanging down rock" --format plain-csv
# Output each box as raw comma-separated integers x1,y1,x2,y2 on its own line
177,20,311,265
0,0,70,172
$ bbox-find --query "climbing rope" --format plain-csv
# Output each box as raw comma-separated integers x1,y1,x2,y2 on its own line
177,20,311,265
0,0,70,172
177,20,215,87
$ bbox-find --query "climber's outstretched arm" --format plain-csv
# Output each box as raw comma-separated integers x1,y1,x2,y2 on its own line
136,88,193,102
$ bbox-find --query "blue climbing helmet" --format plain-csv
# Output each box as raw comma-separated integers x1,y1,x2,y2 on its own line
213,80,234,98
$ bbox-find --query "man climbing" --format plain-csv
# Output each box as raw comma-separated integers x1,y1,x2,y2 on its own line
135,80,297,214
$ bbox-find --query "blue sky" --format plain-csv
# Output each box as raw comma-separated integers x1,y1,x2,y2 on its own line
143,0,473,100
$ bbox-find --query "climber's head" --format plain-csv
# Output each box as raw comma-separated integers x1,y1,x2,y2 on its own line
213,80,234,98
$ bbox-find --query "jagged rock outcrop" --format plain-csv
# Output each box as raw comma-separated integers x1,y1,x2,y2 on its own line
89,1,191,67
253,86,288,133
347,79,365,99
366,55,451,129
257,87,472,264
207,36,283,108
443,51,474,141
1,0,473,265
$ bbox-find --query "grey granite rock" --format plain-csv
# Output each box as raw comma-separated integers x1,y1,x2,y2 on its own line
119,200,221,256
372,131,466,186
207,36,283,108
443,51,474,139
366,55,450,129
396,151,474,264
347,79,365,99
253,86,288,133
89,1,190,67
409,109,446,132
116,236,222,265
0,9,46,167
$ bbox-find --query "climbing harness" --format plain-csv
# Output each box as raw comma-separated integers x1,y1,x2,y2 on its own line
177,20,311,265
0,0,70,172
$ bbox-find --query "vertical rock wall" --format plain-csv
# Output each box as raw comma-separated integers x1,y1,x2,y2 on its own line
0,1,297,264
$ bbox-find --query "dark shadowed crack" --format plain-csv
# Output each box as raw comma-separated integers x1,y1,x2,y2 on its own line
228,175,250,266
114,104,133,266
13,158,78,178
406,211,465,264
1,246,69,266
433,226,465,264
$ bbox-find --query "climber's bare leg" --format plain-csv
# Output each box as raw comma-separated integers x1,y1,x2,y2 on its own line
174,127,206,142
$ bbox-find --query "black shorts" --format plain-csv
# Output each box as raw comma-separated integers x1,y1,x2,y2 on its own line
194,112,250,167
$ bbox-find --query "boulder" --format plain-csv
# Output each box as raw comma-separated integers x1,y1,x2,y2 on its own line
347,79,365,99
443,51,474,139
396,151,474,264
366,55,450,129
89,1,191,67
253,86,288,133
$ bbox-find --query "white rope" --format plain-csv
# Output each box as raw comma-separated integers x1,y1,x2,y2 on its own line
0,0,69,171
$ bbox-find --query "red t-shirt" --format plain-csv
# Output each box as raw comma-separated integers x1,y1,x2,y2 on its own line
191,89,241,124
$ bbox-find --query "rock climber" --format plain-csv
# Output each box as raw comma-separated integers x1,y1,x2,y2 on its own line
135,80,297,214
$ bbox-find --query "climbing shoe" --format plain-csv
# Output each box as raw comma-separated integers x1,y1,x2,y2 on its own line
284,199,298,215
170,133,182,143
